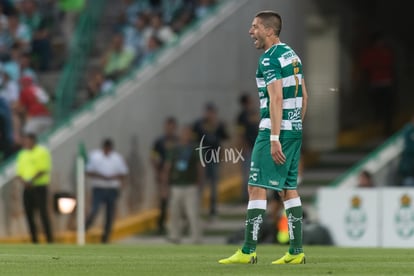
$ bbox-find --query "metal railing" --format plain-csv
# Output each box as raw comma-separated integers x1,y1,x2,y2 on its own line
53,0,107,124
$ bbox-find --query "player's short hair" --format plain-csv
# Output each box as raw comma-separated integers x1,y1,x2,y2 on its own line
102,138,114,149
23,132,37,142
255,10,282,36
360,170,372,179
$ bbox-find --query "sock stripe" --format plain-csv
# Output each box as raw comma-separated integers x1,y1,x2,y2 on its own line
284,197,301,209
247,200,267,210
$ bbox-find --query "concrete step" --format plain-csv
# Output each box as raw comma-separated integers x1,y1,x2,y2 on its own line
315,151,366,169
302,168,345,183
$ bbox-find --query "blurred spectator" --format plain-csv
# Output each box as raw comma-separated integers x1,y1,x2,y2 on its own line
2,44,21,82
15,132,53,243
85,69,114,101
358,33,396,136
0,68,19,106
122,12,149,60
193,102,229,218
121,0,151,27
7,12,31,52
144,12,177,45
236,93,259,202
0,19,11,60
75,0,218,108
164,124,203,244
157,0,185,25
101,32,135,81
85,138,129,243
19,0,53,71
170,4,194,33
0,3,8,27
19,50,37,82
195,0,215,19
138,34,163,66
16,75,52,136
0,96,13,159
398,115,414,186
151,116,178,235
357,170,375,188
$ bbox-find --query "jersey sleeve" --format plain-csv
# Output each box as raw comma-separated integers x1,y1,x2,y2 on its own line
261,56,282,85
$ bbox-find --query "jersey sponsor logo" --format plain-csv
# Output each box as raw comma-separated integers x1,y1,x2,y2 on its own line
282,50,297,60
279,54,301,68
249,172,258,182
292,122,302,131
265,72,276,81
261,58,270,66
288,108,301,121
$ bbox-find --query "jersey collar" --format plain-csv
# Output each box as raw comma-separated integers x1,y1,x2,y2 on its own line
265,42,283,53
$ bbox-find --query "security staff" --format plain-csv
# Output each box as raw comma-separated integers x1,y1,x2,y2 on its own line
16,133,53,243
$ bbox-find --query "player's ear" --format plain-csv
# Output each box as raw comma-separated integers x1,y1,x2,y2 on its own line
265,27,273,37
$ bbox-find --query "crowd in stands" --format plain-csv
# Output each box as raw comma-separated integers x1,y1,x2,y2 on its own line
0,0,220,161
0,0,72,162
82,0,217,103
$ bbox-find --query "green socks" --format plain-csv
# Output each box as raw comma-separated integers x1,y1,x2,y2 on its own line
284,197,303,255
241,200,266,254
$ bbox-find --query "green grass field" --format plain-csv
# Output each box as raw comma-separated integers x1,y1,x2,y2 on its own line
1,244,414,276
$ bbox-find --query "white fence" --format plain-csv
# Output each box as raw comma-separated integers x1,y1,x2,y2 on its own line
318,187,414,247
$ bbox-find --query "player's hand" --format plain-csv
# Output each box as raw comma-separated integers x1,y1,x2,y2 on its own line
271,141,286,164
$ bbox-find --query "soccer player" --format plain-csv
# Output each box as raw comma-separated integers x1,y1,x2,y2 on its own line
219,10,308,264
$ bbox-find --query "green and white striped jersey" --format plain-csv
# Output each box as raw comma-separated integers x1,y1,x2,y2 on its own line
256,43,304,139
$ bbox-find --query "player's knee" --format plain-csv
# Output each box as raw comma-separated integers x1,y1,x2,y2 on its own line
281,189,299,201
248,186,267,200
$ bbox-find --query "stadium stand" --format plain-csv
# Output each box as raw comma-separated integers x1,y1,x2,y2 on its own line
0,0,69,161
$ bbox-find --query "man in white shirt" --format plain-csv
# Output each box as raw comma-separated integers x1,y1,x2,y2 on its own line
85,138,129,243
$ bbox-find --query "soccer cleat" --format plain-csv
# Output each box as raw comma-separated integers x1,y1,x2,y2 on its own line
271,252,306,264
218,249,257,264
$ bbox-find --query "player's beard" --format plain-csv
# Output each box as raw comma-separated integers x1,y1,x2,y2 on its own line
254,36,265,50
